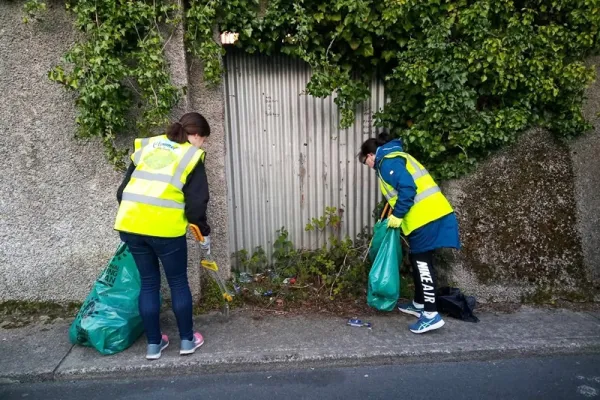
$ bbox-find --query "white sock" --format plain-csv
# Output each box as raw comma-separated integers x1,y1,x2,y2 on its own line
423,311,438,319
412,301,424,309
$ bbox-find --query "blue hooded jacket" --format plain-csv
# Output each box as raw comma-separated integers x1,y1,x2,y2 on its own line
375,139,460,254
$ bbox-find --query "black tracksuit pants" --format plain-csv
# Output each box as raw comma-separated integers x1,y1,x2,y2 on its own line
409,251,437,312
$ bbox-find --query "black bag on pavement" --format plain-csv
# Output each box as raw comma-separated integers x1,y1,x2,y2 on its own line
436,287,479,323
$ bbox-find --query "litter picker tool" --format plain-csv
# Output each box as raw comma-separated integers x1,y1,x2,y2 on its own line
189,224,234,317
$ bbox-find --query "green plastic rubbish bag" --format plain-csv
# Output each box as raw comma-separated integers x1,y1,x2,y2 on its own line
369,203,392,262
69,243,144,355
367,227,402,311
368,219,388,262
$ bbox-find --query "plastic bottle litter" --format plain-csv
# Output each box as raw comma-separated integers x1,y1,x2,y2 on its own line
347,319,372,328
263,290,274,297
238,272,253,283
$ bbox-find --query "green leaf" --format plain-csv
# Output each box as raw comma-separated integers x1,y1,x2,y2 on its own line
360,43,374,57
382,50,396,62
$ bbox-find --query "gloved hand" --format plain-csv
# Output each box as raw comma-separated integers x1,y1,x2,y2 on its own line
200,235,211,255
387,215,403,229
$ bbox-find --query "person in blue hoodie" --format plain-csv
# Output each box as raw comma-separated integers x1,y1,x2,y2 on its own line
358,133,460,333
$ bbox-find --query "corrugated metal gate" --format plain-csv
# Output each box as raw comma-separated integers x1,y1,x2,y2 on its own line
224,50,385,259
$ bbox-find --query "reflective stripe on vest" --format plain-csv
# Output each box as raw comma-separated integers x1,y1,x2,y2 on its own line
377,151,453,236
131,170,174,186
121,193,185,209
379,184,442,205
133,138,151,165
115,135,205,237
405,156,428,180
414,185,441,203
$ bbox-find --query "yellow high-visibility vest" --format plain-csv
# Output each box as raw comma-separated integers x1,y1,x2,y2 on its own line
114,135,205,237
378,151,453,236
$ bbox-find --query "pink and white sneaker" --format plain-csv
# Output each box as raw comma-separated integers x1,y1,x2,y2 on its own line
146,334,169,360
180,332,204,355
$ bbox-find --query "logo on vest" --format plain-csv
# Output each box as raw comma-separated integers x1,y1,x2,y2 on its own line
153,140,177,151
143,148,177,170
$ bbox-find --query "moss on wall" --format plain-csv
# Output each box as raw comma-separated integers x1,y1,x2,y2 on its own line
445,128,594,302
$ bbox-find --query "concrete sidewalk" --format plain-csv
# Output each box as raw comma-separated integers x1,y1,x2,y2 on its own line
1,307,599,383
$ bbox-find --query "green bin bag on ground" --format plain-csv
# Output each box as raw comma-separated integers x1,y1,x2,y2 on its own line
367,227,402,311
69,243,143,355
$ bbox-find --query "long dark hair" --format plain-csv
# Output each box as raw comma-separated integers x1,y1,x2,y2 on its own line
166,112,211,144
358,132,393,162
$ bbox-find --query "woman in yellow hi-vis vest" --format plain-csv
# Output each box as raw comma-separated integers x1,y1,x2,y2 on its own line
115,112,211,360
359,133,460,334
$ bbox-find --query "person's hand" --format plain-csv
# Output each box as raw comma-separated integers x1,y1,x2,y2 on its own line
200,235,211,255
387,215,403,229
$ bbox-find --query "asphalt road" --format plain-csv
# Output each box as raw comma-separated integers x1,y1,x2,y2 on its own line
2,355,599,400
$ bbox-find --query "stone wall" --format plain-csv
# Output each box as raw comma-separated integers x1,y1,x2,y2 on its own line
0,1,124,301
186,29,231,284
442,61,600,303
571,57,600,294
443,128,592,302
0,1,229,302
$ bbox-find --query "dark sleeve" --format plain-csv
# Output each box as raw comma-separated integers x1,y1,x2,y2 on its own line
379,157,416,219
183,159,211,236
117,162,136,204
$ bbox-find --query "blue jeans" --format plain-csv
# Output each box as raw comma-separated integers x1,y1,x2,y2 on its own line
119,232,194,344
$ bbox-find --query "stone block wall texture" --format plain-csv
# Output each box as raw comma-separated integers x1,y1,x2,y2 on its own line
0,1,124,302
442,128,590,302
442,61,600,303
0,1,229,302
185,29,231,285
0,1,597,303
572,57,600,292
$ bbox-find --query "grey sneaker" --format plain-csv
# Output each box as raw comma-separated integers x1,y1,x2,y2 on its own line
180,332,204,355
146,334,169,360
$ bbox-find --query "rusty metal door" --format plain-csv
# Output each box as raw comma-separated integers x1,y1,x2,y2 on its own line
224,51,385,259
